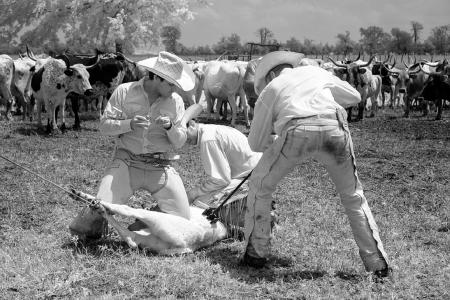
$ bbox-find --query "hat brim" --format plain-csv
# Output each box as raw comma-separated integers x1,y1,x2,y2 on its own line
137,57,195,91
254,51,305,95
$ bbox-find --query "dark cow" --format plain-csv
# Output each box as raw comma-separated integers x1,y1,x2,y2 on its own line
328,55,382,121
419,62,450,120
371,56,398,108
30,55,93,132
385,60,430,118
63,51,146,129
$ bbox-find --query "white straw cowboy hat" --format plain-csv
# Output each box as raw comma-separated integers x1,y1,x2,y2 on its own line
137,51,196,91
254,51,305,95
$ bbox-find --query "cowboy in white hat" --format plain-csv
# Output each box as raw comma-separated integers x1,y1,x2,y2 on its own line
69,51,197,239
241,51,392,281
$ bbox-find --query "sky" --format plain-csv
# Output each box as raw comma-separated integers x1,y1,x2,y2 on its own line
180,0,450,47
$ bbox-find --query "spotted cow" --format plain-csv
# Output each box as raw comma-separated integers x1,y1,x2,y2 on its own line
30,56,93,132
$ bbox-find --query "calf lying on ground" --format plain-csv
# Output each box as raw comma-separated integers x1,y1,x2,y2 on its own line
70,190,245,255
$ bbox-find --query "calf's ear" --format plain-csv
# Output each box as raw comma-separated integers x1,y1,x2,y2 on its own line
64,69,74,76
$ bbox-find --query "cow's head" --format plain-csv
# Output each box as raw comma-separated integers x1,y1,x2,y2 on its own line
386,59,423,94
57,54,97,96
328,54,375,87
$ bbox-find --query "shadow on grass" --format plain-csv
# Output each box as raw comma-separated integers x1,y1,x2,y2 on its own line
61,236,132,257
204,247,326,283
335,271,365,283
12,123,98,136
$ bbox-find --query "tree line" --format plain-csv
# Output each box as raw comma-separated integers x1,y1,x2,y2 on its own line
164,23,450,58
0,1,448,58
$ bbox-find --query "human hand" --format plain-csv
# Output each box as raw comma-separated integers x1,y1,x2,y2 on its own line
155,115,172,130
130,115,150,130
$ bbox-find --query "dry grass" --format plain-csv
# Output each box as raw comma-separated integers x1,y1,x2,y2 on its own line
1,108,449,299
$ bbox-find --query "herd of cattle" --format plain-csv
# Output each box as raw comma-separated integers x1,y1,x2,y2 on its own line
0,47,448,133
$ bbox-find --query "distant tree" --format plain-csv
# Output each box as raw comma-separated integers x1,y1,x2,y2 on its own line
322,43,335,55
161,25,181,53
426,25,449,54
256,27,274,44
390,28,413,54
411,21,424,44
302,38,318,55
212,33,243,55
335,31,356,56
285,37,302,52
0,0,207,53
359,26,389,55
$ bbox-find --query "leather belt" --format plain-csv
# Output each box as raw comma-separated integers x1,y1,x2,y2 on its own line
141,152,180,161
296,113,338,120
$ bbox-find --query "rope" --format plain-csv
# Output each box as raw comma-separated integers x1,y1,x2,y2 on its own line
0,154,97,207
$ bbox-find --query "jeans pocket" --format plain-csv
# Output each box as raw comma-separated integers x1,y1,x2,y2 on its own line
324,129,351,163
280,128,312,160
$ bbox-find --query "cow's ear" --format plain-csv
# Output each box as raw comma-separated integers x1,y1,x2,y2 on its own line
359,68,367,74
64,69,74,76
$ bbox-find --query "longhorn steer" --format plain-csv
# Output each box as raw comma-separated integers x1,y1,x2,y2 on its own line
328,55,382,121
0,55,15,120
371,57,398,108
30,56,93,132
385,61,430,118
419,62,450,120
203,60,249,127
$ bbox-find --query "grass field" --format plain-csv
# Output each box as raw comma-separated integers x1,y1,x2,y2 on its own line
1,107,449,299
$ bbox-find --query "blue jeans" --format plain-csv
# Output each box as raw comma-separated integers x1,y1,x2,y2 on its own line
244,114,388,271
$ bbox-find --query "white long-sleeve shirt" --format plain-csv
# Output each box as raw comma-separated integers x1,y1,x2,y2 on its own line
99,78,187,154
248,66,361,152
189,124,262,204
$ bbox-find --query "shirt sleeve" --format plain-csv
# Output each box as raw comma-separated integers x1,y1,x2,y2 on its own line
328,75,362,108
166,93,187,148
98,85,132,135
188,140,230,202
248,87,275,152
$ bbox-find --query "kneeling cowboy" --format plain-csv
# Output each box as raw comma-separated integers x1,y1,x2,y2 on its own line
69,51,196,239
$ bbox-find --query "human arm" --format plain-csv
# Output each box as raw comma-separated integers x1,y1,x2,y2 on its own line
328,75,361,108
187,140,231,203
247,87,276,152
158,94,187,149
99,86,134,135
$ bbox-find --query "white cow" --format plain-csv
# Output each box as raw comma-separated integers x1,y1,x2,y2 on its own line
12,56,36,120
0,54,15,120
203,60,249,127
